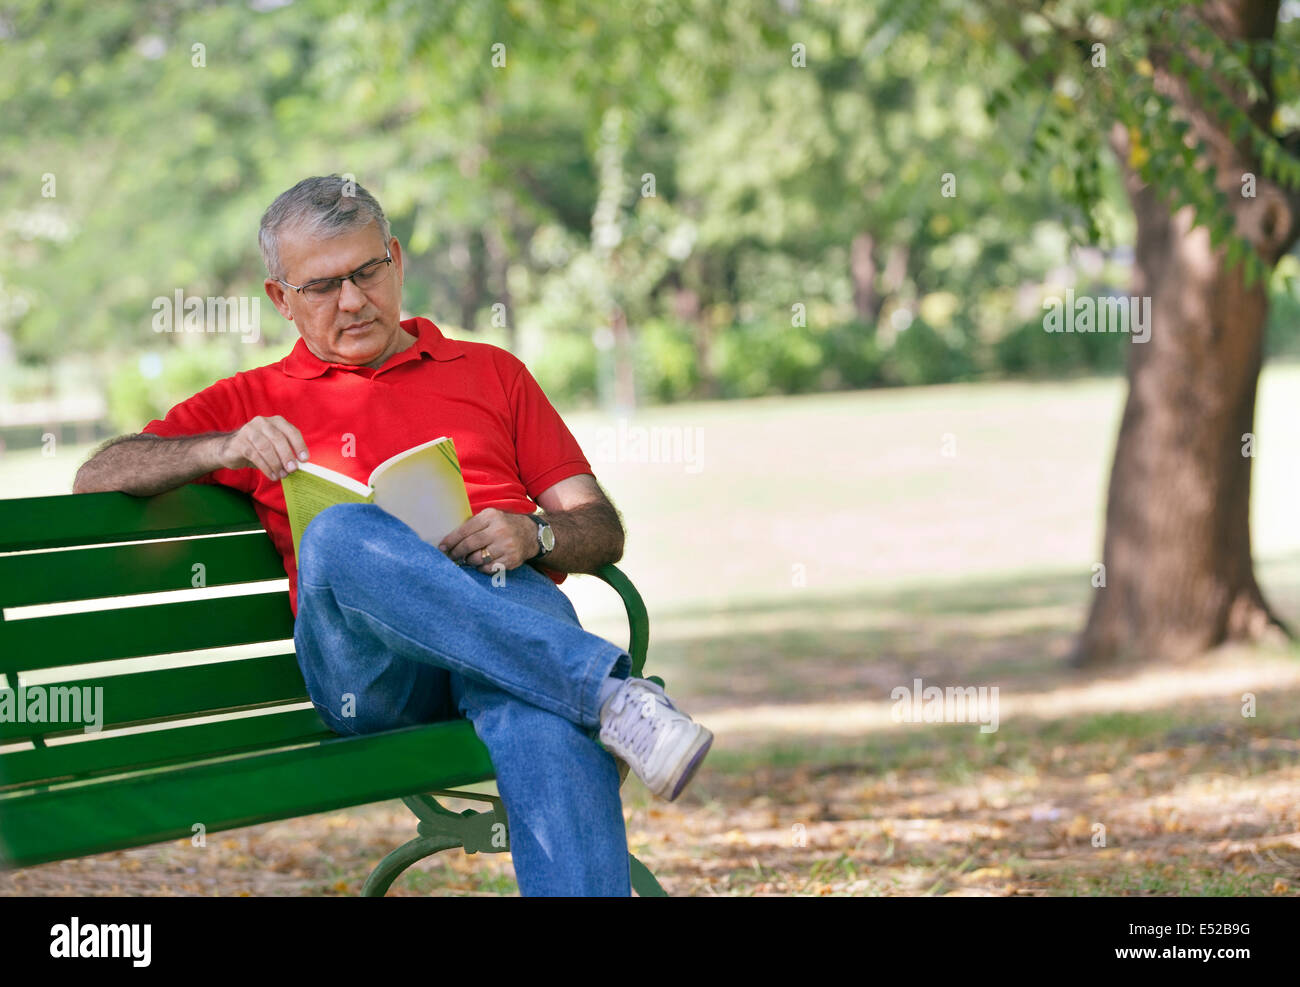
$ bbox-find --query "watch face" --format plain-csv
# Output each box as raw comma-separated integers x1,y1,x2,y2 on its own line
540,524,556,551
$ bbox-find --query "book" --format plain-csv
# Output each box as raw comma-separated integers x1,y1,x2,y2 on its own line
281,436,473,561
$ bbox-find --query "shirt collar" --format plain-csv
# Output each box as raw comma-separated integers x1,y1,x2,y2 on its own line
282,317,464,379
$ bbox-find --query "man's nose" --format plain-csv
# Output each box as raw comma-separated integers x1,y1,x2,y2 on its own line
338,276,366,310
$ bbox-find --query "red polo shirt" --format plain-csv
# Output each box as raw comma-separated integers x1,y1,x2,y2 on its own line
141,317,592,616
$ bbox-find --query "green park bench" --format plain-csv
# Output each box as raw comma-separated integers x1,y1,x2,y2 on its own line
0,484,668,896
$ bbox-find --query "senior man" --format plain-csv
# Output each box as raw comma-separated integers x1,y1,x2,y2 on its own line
72,175,713,897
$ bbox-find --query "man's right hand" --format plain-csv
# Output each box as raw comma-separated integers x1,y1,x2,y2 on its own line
217,415,310,481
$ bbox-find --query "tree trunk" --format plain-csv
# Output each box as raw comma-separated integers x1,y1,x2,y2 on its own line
1074,0,1299,665
674,281,719,400
485,224,516,351
851,232,877,322
880,243,909,302
610,304,637,412
453,230,487,332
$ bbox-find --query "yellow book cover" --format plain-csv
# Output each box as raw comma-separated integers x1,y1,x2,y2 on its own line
281,436,472,561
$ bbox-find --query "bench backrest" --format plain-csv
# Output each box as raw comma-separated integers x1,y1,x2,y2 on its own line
0,485,324,791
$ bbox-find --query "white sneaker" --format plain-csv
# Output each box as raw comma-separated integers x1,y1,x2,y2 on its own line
599,678,713,801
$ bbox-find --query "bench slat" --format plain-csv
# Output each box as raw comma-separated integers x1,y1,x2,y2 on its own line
0,593,295,674
0,718,495,869
0,534,285,608
0,652,309,742
0,707,330,791
0,485,261,553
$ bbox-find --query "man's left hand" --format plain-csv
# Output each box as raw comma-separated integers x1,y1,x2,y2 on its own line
438,508,537,574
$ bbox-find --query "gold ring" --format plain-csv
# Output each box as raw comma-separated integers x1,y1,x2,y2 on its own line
482,549,493,563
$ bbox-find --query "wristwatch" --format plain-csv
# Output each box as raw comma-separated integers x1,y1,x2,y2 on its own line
526,514,555,561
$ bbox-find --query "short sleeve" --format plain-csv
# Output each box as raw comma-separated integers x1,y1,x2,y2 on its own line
140,375,254,490
508,361,592,500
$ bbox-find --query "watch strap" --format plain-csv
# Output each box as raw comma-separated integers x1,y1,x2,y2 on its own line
526,513,553,561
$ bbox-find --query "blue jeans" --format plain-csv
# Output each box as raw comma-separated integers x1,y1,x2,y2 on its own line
292,502,634,896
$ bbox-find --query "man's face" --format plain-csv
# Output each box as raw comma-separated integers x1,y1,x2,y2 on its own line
264,221,406,369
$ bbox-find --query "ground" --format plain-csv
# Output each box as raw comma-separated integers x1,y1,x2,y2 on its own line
2,364,1299,895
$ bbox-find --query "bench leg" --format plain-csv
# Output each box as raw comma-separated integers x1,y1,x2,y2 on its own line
629,852,668,897
362,835,462,897
362,791,510,896
365,794,670,896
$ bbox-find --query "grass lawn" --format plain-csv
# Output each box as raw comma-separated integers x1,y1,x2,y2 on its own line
3,362,1299,895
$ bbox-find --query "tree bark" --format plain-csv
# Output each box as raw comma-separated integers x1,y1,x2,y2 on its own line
673,279,719,400
1074,0,1299,664
484,224,516,351
851,232,877,322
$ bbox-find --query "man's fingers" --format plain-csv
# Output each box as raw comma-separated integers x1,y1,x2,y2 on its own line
269,417,309,462
445,531,492,562
235,432,277,480
248,429,296,479
262,420,304,475
437,526,470,555
438,513,493,554
272,433,302,474
252,447,284,482
226,417,306,479
438,512,531,569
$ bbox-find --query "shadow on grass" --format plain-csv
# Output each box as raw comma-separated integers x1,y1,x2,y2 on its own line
646,553,1300,715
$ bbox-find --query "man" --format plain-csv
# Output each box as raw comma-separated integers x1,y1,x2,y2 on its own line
73,175,713,897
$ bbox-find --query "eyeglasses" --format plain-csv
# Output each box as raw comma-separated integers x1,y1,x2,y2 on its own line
278,249,394,304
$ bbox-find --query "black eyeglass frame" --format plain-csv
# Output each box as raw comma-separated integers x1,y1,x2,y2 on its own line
276,248,394,298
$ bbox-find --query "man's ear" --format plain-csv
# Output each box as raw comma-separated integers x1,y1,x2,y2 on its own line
389,236,404,287
264,278,295,321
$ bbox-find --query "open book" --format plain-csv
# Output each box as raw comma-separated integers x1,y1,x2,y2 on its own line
281,436,473,561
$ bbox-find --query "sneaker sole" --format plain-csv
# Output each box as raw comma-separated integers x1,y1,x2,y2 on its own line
663,726,714,801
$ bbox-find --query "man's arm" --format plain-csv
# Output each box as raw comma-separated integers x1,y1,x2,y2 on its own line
439,473,624,574
72,416,310,496
530,473,624,573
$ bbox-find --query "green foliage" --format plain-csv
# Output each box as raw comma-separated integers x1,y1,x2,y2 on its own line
977,1,1300,290
713,321,827,397
993,315,1127,378
105,346,237,433
0,0,1088,402
633,319,700,404
528,332,599,410
711,321,885,399
885,318,975,387
4,0,1299,418
1265,268,1300,358
820,322,887,392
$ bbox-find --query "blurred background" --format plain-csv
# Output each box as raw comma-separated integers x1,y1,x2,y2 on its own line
2,0,1299,896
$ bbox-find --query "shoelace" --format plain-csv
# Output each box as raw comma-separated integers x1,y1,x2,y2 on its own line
606,686,666,759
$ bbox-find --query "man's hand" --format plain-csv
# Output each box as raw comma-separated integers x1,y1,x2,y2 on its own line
72,415,312,497
439,508,538,573
437,474,624,576
217,415,310,481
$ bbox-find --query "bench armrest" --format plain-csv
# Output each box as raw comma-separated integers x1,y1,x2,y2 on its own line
591,563,650,679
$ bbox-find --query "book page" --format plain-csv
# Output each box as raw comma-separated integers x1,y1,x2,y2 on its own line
294,460,372,497
368,435,455,484
282,465,373,561
371,436,473,547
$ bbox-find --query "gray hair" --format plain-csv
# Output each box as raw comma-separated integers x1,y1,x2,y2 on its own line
258,175,391,280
